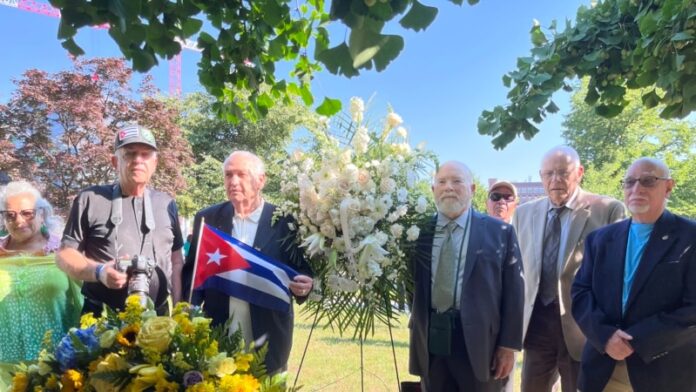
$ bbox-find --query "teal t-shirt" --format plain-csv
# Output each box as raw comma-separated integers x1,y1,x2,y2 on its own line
622,222,654,313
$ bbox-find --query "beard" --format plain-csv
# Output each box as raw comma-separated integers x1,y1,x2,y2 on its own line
436,196,470,218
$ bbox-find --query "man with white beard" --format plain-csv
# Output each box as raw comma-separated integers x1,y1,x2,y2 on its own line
408,161,524,392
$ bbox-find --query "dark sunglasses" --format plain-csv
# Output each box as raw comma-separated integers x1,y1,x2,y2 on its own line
489,192,515,202
620,176,670,189
0,209,37,221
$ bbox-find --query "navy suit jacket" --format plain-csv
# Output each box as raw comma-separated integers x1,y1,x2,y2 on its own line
409,210,524,384
572,210,696,392
181,201,311,374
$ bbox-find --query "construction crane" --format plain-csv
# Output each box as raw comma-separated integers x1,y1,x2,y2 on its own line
0,0,197,96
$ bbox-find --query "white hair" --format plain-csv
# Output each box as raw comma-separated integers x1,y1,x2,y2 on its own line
0,181,64,239
222,150,266,178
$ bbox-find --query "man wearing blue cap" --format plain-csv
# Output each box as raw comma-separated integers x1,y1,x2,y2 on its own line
56,124,185,315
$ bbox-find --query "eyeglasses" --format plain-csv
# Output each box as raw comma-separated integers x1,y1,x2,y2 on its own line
540,170,574,180
620,176,670,189
489,192,515,202
0,209,37,221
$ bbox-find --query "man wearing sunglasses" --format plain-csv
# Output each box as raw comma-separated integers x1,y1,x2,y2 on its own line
56,124,185,316
572,158,696,392
486,181,518,224
512,146,625,392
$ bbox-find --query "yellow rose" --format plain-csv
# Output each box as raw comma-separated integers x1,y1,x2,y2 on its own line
208,353,238,377
136,317,177,353
129,364,168,392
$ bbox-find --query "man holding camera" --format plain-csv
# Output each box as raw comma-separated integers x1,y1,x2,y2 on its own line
56,124,185,315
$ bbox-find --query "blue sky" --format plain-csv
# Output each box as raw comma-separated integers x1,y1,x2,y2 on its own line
0,0,590,183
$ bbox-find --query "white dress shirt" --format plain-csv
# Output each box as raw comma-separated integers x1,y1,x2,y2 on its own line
228,201,265,344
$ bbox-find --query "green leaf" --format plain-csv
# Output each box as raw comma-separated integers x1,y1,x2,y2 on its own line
107,0,128,31
399,0,438,32
546,100,560,113
641,90,661,108
57,20,77,39
316,97,342,116
502,74,512,87
371,35,404,71
348,29,403,70
61,38,85,56
261,0,286,26
131,49,157,72
299,83,313,106
182,18,203,37
595,104,624,118
315,43,359,77
671,31,695,41
530,25,547,47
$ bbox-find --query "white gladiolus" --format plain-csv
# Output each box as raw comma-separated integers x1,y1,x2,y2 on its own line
396,188,408,203
416,196,428,213
353,126,370,154
386,112,403,128
406,225,420,241
350,97,365,123
396,126,408,138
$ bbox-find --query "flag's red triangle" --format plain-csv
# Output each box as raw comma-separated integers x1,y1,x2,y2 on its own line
194,225,250,288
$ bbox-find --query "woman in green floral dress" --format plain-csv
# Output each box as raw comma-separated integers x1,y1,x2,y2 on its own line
0,181,82,362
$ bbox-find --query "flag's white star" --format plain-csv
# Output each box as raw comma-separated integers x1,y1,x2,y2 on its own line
206,248,226,265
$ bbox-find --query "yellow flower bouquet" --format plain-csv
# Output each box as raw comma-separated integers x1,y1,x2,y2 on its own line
10,296,288,391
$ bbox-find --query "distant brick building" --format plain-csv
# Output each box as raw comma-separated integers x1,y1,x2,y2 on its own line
488,178,545,205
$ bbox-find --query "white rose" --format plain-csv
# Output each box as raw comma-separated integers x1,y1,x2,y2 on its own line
406,225,420,241
380,177,397,193
390,223,404,238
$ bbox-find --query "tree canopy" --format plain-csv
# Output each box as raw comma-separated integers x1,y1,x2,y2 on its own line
49,0,476,122
479,0,695,149
564,79,696,217
0,58,192,212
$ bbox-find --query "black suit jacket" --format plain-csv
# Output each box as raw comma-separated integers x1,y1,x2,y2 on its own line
572,210,696,392
408,210,524,384
181,201,311,374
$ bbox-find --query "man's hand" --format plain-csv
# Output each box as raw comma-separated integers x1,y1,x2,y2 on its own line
605,329,634,360
490,347,515,379
289,275,313,297
99,261,128,289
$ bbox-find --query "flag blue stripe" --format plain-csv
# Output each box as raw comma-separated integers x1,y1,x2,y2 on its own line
199,275,291,313
207,225,299,278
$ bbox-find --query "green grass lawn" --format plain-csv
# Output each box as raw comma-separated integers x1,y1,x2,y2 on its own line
286,306,523,391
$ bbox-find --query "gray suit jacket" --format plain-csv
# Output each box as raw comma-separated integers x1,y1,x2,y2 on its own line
511,188,625,359
409,210,524,384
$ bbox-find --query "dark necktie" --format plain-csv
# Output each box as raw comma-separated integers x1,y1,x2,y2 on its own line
432,221,457,312
540,207,564,305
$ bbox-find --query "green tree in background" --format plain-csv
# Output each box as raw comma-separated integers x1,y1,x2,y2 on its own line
563,79,696,217
480,0,695,148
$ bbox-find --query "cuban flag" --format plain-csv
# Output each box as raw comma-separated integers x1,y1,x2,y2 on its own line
193,224,299,313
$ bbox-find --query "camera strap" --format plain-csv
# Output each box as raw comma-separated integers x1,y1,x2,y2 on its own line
110,183,157,261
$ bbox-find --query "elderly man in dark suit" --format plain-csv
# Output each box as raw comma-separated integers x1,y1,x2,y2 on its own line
181,150,313,374
409,161,524,392
572,157,696,392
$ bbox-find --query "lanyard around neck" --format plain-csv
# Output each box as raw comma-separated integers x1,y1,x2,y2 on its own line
110,183,157,261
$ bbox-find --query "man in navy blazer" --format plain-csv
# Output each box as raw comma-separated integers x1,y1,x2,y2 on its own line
409,161,524,392
181,151,313,374
572,157,696,392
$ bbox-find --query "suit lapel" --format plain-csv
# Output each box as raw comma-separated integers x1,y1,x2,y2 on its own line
461,211,482,287
625,211,677,310
532,199,549,271
563,195,591,270
253,203,276,250
605,220,630,318
417,217,436,306
211,202,234,234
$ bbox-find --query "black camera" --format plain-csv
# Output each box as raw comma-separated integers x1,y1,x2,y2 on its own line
115,255,156,304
